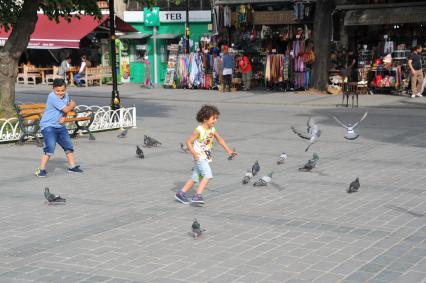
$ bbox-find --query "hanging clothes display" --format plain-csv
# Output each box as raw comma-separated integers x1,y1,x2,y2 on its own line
264,54,291,88
292,39,312,89
189,53,204,88
224,6,232,28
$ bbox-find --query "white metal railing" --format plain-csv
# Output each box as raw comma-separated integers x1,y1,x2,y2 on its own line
0,105,137,143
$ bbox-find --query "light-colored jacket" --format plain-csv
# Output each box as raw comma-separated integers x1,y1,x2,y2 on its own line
58,60,70,76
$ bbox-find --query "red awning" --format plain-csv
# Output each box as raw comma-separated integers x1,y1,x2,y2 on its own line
0,14,109,49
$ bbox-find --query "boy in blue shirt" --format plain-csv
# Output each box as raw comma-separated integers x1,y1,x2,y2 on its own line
35,79,83,177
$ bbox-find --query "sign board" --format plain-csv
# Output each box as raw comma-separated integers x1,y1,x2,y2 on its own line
144,7,160,26
124,10,211,23
136,45,147,50
253,11,297,25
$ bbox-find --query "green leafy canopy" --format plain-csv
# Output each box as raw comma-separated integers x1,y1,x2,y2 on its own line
0,0,103,32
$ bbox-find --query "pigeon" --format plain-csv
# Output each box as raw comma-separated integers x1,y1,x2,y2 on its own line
277,152,288,165
333,112,368,140
117,129,128,138
144,135,162,147
136,145,144,158
253,172,273,187
291,117,322,152
299,153,320,172
242,169,253,184
191,219,206,239
44,187,66,203
347,178,360,193
251,161,260,176
179,142,189,153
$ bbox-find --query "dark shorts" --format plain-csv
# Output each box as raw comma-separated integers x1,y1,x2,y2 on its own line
41,126,74,156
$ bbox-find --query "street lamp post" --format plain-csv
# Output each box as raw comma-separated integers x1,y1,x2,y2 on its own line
185,0,190,54
109,0,120,110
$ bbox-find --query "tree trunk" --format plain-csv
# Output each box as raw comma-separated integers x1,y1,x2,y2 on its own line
311,0,335,91
0,0,40,111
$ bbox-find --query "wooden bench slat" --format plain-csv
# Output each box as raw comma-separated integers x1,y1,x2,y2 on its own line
64,117,91,122
20,109,45,115
23,115,42,121
17,104,46,110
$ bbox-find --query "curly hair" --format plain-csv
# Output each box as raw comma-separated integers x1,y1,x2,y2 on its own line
196,105,220,122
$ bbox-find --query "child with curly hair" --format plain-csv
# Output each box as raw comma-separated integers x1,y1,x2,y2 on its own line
175,105,237,204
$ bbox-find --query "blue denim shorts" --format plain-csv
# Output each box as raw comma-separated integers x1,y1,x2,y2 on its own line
191,159,213,183
41,126,74,156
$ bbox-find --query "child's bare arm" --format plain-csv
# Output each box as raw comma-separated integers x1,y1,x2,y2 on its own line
186,130,200,160
61,100,76,114
214,132,235,156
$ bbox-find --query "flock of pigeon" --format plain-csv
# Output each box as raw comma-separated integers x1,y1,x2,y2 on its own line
236,112,367,195
44,112,367,237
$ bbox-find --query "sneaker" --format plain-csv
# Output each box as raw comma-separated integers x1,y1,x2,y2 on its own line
35,168,47,178
416,93,423,97
175,191,190,204
191,194,205,204
68,165,83,173
411,94,416,98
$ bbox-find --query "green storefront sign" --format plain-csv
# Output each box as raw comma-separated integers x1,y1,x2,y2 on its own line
144,8,160,26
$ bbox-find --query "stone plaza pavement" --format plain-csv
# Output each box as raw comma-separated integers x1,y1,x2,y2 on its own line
0,85,426,283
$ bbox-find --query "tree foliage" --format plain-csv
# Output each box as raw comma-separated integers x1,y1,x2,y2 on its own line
0,0,103,111
0,0,102,32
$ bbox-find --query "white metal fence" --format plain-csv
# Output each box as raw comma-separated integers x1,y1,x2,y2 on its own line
0,105,137,143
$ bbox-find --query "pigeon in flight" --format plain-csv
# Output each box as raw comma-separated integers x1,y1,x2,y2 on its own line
347,178,360,193
299,153,319,172
253,172,273,187
117,129,128,138
242,169,253,184
144,135,162,147
136,145,144,158
44,187,66,203
333,112,368,140
192,219,206,239
251,161,260,176
291,117,322,152
180,142,189,153
277,152,288,165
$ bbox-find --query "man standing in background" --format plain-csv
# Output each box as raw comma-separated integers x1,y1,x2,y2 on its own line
408,45,423,98
239,53,252,91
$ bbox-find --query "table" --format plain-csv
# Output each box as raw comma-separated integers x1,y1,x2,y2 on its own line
67,67,79,87
34,67,53,84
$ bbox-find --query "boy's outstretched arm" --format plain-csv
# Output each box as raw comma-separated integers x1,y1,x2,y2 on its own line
214,132,236,157
186,130,200,160
61,99,76,114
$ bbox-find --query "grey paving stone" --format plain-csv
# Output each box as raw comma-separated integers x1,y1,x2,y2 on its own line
310,261,339,272
344,271,375,282
373,270,403,282
313,273,345,283
332,260,365,275
393,271,426,283
207,273,240,283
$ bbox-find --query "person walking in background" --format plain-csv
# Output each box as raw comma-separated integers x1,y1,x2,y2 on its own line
239,53,252,90
73,55,91,87
143,55,153,88
408,45,423,98
222,45,234,92
58,56,72,83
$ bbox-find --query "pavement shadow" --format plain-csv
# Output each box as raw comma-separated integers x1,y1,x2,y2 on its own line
123,100,175,118
386,205,425,218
